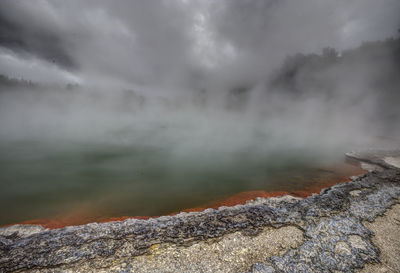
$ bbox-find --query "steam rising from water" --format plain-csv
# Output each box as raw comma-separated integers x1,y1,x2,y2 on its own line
0,85,371,224
0,0,398,150
0,85,389,160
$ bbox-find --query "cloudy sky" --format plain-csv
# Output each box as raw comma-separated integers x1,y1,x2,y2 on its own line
0,0,399,88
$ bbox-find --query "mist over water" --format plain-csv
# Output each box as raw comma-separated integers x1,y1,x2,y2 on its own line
0,0,399,224
0,77,395,224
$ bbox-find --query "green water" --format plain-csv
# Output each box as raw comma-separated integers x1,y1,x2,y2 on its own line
0,137,343,226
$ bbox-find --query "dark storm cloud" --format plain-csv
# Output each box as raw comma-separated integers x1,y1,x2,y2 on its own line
0,0,399,86
0,1,76,69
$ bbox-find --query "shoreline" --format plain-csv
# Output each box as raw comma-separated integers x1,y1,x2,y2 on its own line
0,150,399,272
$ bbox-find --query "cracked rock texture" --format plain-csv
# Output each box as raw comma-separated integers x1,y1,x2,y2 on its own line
0,150,399,273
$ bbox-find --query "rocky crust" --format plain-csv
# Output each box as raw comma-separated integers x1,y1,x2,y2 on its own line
0,150,400,273
360,203,400,273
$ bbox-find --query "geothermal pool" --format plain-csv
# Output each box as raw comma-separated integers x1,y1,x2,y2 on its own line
0,137,361,227
0,88,366,227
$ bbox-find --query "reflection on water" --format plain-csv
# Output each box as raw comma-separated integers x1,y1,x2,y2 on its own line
0,137,360,226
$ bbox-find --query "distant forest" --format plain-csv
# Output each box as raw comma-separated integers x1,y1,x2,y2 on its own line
269,36,400,95
0,74,39,89
0,74,78,91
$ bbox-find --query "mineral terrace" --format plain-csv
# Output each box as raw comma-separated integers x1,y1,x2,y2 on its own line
0,150,399,273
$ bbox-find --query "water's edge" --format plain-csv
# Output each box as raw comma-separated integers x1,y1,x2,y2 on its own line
1,150,399,272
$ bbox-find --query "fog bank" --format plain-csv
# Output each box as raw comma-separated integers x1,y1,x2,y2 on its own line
0,0,399,161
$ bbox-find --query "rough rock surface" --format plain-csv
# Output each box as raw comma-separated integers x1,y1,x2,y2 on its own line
0,150,399,273
360,203,400,273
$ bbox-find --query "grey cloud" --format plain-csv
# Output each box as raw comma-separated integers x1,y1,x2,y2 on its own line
0,1,76,69
0,0,399,87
